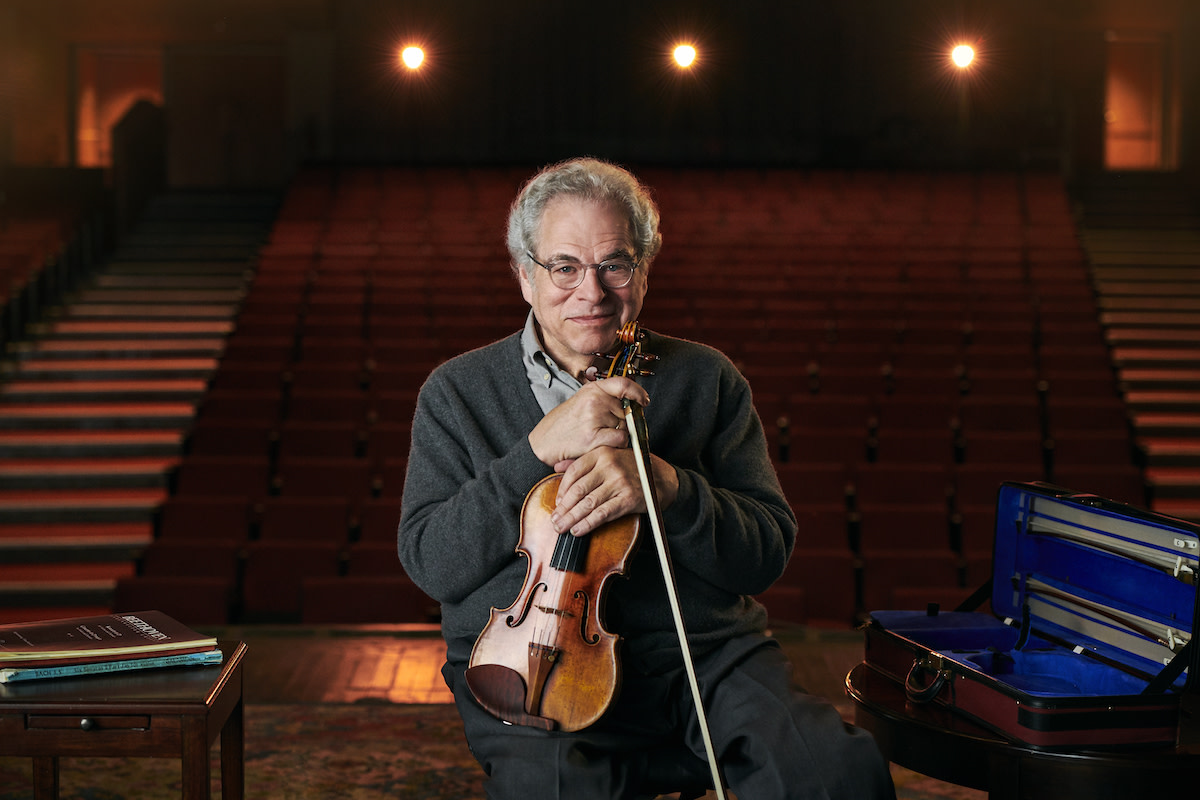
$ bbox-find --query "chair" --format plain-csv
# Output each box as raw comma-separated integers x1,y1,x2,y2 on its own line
272,456,377,500
253,496,354,542
953,463,1036,512
276,419,366,460
1044,397,1130,434
957,430,1047,469
788,427,871,466
868,427,958,465
853,503,955,553
114,576,234,626
140,539,243,582
186,418,277,459
788,394,874,432
357,498,404,542
1050,465,1147,507
195,389,283,424
157,495,253,541
859,548,961,613
364,422,412,464
757,548,858,627
792,505,852,550
240,539,343,622
952,506,998,556
1045,430,1137,472
300,575,438,624
284,389,372,423
172,456,273,499
957,396,1043,433
775,462,853,508
850,463,955,509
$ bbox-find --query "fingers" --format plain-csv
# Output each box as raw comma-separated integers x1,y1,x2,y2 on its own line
551,449,643,536
529,379,641,466
593,375,650,409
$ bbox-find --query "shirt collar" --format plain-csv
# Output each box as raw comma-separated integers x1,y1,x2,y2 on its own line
521,311,583,412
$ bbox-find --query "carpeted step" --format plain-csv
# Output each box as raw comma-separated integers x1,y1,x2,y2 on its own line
4,357,218,381
90,273,249,290
8,338,227,360
1096,282,1200,297
1101,311,1200,328
71,286,245,304
1120,368,1200,391
1144,467,1200,500
1131,412,1200,438
0,378,208,402
0,521,152,562
1125,391,1200,414
1111,348,1200,369
53,303,240,320
1147,497,1200,523
1107,329,1200,347
102,260,255,277
0,457,179,489
30,319,235,339
1138,438,1200,468
1093,267,1200,283
0,561,132,609
1098,295,1200,312
112,243,268,262
0,429,183,458
0,487,166,523
0,402,196,429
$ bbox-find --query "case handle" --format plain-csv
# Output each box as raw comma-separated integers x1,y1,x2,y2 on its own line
905,656,950,704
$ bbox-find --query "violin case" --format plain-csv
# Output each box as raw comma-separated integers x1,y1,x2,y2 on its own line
861,481,1200,749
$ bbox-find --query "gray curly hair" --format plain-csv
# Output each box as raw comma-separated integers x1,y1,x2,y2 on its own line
506,157,663,278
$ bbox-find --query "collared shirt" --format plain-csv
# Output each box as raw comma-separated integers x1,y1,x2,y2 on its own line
520,311,584,414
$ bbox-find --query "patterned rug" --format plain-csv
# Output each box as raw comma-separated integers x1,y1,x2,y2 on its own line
0,701,982,799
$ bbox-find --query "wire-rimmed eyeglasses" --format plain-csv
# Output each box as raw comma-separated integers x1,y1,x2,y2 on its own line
527,251,639,290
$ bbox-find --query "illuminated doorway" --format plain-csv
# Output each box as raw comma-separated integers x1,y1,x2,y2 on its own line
1104,32,1176,171
75,47,163,168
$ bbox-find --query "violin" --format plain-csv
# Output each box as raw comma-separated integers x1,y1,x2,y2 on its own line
465,322,654,732
466,322,728,797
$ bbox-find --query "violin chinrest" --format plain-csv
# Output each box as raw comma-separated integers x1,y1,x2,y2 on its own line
465,663,558,731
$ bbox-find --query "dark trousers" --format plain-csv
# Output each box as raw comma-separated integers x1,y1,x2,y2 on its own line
445,633,896,800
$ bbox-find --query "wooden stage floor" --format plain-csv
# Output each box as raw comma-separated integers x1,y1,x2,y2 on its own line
218,622,864,709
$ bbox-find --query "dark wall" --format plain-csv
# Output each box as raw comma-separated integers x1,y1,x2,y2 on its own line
324,1,1092,169
2,0,1198,184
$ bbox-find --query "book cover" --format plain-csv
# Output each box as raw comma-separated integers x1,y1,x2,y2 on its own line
0,610,217,669
0,647,225,684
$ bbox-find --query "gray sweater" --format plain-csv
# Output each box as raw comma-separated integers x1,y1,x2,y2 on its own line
398,330,796,673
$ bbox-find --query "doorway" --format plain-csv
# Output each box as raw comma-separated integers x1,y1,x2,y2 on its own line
1103,32,1176,171
75,47,163,168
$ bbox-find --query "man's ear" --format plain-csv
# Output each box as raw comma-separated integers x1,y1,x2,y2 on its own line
517,266,535,305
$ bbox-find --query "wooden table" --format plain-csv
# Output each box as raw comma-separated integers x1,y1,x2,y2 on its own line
0,640,247,800
846,662,1200,799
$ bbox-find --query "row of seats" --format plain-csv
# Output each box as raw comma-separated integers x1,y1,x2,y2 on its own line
144,166,1129,627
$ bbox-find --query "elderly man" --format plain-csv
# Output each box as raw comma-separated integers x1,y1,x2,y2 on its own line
399,157,894,799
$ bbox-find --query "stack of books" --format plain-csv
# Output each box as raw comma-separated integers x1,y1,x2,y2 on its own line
0,610,222,684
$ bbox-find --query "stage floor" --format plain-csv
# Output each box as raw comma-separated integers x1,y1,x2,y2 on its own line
217,622,864,710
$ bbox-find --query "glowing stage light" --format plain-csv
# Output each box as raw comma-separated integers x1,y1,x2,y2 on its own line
400,46,425,71
951,45,975,69
673,44,697,68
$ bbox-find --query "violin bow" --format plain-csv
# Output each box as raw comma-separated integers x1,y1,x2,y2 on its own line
615,325,729,799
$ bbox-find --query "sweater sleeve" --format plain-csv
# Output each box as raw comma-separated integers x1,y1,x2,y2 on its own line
397,342,550,605
650,340,797,597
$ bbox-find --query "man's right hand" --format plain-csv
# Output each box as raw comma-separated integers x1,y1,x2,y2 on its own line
527,376,649,467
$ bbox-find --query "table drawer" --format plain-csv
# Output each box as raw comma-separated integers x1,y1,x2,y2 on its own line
28,714,151,731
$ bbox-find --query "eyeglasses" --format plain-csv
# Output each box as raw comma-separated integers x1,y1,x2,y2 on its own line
527,251,639,290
